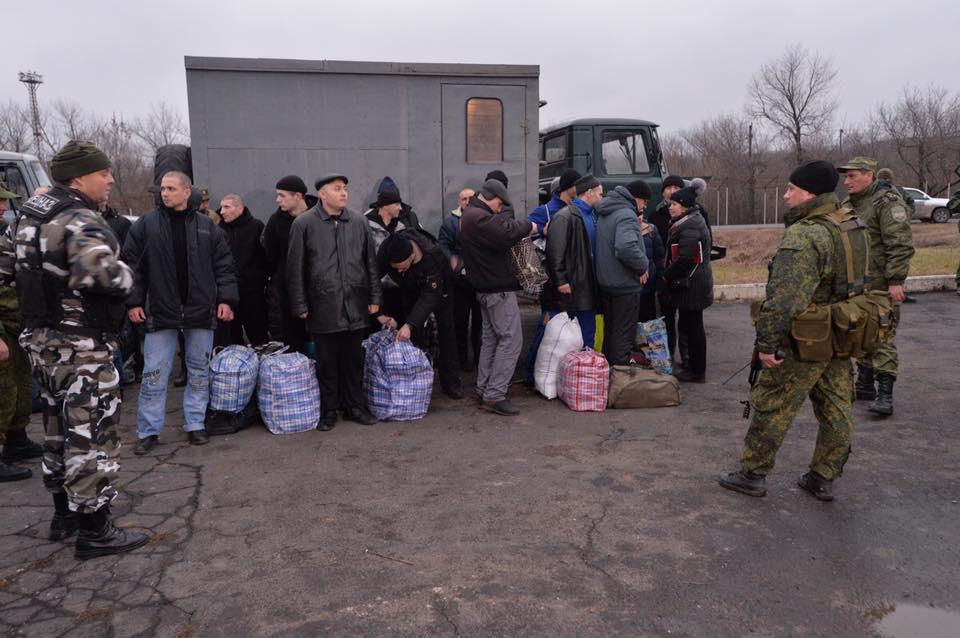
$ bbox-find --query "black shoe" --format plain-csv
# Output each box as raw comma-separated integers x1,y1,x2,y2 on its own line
49,512,82,541
674,369,706,383
855,365,876,401
868,373,894,416
316,412,337,432
133,435,158,456
188,430,210,445
797,471,834,502
344,407,377,425
1,432,44,462
443,386,464,400
74,509,149,560
481,399,520,416
718,470,767,497
0,459,32,482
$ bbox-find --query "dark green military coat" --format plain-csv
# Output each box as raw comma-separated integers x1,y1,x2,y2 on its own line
843,180,915,289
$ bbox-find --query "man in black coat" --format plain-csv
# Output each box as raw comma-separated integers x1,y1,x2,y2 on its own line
123,171,238,453
378,230,463,399
217,194,269,346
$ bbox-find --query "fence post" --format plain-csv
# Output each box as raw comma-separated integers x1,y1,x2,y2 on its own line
716,190,721,225
774,186,779,224
763,191,767,225
725,188,729,225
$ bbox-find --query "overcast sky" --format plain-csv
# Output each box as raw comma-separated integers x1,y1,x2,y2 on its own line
5,0,958,139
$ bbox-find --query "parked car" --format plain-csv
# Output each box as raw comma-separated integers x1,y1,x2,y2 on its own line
902,187,953,223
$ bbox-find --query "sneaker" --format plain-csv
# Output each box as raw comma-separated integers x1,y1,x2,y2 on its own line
481,399,520,417
344,407,377,426
718,470,767,497
797,471,834,502
187,430,210,446
133,435,159,456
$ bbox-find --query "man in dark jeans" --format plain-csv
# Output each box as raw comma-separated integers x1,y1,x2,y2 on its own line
438,187,480,371
378,231,463,399
286,174,382,431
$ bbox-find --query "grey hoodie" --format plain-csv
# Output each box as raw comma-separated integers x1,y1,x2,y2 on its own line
594,186,649,294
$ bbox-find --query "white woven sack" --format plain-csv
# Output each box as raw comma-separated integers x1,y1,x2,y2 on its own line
534,313,583,399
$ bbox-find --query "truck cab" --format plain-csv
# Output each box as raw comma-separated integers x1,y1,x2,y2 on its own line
0,150,52,214
538,118,666,213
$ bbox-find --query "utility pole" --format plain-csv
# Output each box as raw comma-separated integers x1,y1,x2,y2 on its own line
18,71,44,162
748,123,756,223
838,128,844,156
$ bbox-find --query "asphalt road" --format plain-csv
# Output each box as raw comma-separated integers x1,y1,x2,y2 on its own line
2,294,959,637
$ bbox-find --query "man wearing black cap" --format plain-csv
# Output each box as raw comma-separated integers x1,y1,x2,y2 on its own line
460,179,536,416
287,174,382,430
438,187,481,371
366,188,408,323
529,168,581,236
0,140,150,558
378,231,462,399
485,170,515,220
263,175,317,354
720,161,864,502
649,175,685,246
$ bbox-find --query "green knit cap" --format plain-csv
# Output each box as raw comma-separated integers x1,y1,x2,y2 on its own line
50,139,110,183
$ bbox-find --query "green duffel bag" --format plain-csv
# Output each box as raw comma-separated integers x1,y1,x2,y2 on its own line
607,366,681,409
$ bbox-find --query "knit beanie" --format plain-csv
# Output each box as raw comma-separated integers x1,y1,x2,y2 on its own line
662,175,685,191
485,170,508,187
50,140,110,183
669,187,697,208
386,234,414,263
558,169,582,192
626,179,652,200
276,175,307,194
574,174,601,195
788,161,839,196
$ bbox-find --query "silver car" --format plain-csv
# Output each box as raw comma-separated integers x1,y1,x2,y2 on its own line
903,187,953,223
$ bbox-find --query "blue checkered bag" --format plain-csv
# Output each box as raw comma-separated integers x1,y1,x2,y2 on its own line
257,352,320,434
208,346,260,413
362,327,433,421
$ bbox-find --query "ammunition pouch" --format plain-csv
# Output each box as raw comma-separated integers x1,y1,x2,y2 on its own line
790,304,833,362
790,291,893,362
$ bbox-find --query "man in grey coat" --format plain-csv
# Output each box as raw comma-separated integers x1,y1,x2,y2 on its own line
595,181,650,365
286,174,382,430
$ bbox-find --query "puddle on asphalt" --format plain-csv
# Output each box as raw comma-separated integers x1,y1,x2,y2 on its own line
873,603,960,638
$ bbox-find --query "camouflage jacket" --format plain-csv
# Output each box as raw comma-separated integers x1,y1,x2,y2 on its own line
0,220,21,341
843,180,914,288
0,187,133,335
755,194,851,354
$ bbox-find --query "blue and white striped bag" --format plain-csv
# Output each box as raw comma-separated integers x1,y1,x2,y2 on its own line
362,328,433,421
208,345,260,413
257,352,320,434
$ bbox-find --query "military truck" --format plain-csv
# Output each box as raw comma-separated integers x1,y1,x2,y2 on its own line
538,118,667,212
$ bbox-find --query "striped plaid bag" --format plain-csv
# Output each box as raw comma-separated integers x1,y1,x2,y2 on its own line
557,349,610,412
257,352,320,434
208,345,260,413
362,327,433,421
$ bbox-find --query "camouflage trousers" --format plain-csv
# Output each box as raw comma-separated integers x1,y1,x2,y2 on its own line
20,329,122,513
0,335,33,444
740,353,854,481
859,304,900,378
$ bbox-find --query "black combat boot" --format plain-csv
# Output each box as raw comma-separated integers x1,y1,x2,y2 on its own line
0,459,32,482
718,470,767,497
74,507,150,560
0,428,44,462
854,365,876,401
49,492,81,541
869,373,895,417
797,471,834,502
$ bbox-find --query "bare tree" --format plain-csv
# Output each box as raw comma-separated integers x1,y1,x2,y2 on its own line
45,98,105,153
130,101,189,153
0,100,33,152
749,44,838,164
873,85,960,194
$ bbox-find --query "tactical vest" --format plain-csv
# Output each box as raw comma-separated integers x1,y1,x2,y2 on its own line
790,207,894,361
14,190,124,336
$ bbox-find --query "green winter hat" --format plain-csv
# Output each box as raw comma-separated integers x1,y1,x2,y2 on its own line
0,179,19,200
837,157,878,173
49,139,110,183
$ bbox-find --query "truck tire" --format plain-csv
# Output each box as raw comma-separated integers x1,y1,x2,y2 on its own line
932,207,950,224
153,144,192,185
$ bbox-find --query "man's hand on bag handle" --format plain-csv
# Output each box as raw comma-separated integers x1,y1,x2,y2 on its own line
128,307,146,324
557,283,572,295
378,315,398,329
397,324,412,342
528,222,537,236
217,304,234,321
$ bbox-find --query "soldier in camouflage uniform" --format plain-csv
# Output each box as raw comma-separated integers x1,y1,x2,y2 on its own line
719,161,863,502
0,181,44,482
840,157,915,417
0,140,149,559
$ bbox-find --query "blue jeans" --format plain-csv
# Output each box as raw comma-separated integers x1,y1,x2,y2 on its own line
524,310,596,384
136,329,214,438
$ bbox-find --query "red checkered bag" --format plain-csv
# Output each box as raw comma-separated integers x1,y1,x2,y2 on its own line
557,349,610,412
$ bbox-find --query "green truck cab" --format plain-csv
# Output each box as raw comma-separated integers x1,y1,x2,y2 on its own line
538,118,666,212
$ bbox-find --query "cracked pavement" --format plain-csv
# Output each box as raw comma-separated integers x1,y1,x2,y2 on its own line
2,294,959,636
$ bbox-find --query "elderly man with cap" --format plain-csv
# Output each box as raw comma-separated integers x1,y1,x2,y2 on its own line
263,175,317,354
485,170,515,220
0,140,149,558
839,157,915,417
438,187,481,371
0,181,44,483
594,179,651,365
720,161,866,502
459,179,536,416
378,230,463,399
287,173,382,430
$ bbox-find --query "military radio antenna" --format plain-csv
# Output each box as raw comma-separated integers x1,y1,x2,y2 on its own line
17,71,45,163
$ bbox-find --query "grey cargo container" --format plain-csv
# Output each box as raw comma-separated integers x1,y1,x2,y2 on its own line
184,56,540,231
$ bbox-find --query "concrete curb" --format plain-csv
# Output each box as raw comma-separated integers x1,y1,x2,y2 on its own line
715,275,957,302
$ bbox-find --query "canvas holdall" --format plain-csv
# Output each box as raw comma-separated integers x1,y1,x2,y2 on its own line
607,365,681,409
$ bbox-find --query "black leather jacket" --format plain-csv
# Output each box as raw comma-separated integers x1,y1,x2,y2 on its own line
544,203,598,313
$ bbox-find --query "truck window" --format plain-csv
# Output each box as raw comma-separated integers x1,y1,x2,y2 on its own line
543,133,566,163
30,161,52,188
466,98,503,163
0,166,29,199
600,130,650,175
